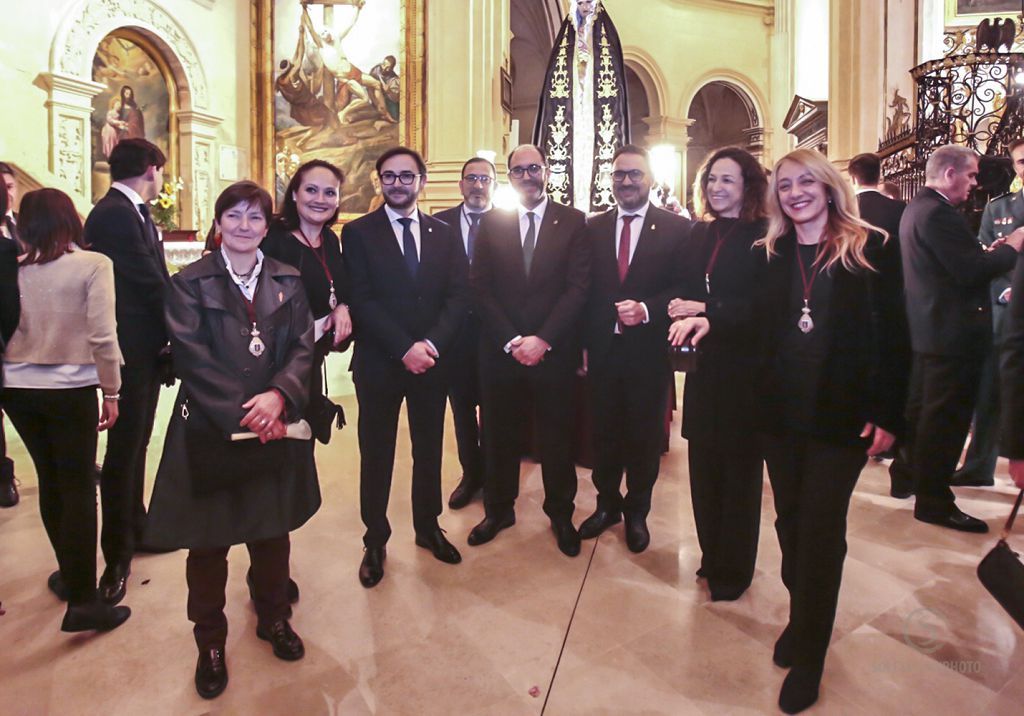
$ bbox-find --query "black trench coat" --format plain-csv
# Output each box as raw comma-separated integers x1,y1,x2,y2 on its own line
144,252,320,549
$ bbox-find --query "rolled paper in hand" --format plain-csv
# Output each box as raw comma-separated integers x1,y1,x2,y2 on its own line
231,419,313,442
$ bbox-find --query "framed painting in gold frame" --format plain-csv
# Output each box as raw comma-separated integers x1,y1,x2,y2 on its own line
251,0,424,220
946,0,1022,27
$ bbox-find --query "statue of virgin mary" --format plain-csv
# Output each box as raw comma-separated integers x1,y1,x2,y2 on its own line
532,0,630,212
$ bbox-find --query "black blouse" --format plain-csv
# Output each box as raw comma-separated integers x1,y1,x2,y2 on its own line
260,223,349,320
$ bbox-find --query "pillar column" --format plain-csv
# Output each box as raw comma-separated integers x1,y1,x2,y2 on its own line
424,0,510,211
40,72,106,204
643,115,693,197
178,110,223,231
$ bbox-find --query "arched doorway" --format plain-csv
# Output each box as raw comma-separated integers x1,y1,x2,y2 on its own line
509,0,562,145
686,81,763,205
625,65,650,147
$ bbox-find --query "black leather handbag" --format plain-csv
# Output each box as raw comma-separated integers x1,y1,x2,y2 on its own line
977,489,1024,631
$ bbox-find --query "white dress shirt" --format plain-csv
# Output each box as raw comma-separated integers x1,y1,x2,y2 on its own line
111,182,147,222
221,247,265,302
516,196,548,245
614,202,651,332
386,203,421,259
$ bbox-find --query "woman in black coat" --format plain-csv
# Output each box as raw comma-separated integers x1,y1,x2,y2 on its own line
672,149,909,714
669,146,768,602
144,182,319,700
261,159,351,438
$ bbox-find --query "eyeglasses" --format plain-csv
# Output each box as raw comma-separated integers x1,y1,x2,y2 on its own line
612,169,647,183
380,171,422,186
463,174,494,186
508,164,545,179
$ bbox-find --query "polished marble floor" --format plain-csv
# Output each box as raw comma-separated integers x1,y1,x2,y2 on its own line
1,368,1023,715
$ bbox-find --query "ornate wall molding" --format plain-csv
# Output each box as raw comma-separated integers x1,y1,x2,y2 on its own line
51,0,209,110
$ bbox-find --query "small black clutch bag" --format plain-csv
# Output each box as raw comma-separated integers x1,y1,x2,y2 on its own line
668,337,700,372
978,489,1024,630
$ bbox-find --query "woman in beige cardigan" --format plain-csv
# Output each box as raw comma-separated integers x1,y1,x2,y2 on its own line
1,188,128,633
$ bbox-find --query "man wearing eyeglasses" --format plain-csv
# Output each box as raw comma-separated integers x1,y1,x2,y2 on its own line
342,146,469,588
468,144,590,557
434,158,496,510
578,145,691,553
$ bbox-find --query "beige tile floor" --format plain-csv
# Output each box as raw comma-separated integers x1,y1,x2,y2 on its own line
1,367,1023,715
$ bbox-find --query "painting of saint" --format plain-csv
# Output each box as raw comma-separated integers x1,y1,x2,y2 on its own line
272,0,403,213
90,34,171,202
956,0,1020,13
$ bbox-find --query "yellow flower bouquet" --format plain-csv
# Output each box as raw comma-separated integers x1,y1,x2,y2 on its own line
150,176,185,231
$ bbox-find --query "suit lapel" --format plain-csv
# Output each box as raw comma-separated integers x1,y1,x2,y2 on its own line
528,201,562,284
416,210,441,288
371,207,414,282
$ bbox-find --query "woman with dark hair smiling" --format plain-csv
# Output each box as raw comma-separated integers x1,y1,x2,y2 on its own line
144,181,318,699
262,159,351,441
1,188,127,632
669,146,768,603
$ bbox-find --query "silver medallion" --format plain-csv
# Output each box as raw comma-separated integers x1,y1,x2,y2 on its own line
328,284,338,310
798,304,814,334
249,325,266,357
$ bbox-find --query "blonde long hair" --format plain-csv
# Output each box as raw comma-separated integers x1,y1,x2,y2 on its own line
757,149,884,272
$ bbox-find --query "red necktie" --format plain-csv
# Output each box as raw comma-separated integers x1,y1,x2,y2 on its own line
618,215,635,283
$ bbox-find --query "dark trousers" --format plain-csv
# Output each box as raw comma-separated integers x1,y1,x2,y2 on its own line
354,366,446,548
954,343,1001,483
186,534,290,649
0,409,13,476
448,348,483,486
589,345,670,516
479,353,577,521
762,432,866,671
902,351,985,517
100,358,161,567
3,387,99,605
688,439,763,593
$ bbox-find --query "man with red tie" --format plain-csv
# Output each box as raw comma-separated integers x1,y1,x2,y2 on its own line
577,144,691,552
468,144,590,556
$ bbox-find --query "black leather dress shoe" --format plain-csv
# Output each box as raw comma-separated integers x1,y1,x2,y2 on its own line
415,528,462,564
551,519,581,557
778,664,822,714
915,507,989,533
448,475,482,510
99,564,130,605
61,602,131,632
0,461,18,508
467,512,515,546
246,567,300,605
47,570,68,602
709,583,748,602
359,547,386,588
256,620,305,661
773,624,795,668
195,646,228,699
578,508,621,540
624,514,650,553
949,471,995,487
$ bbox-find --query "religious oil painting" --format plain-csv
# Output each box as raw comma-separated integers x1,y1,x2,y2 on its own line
253,0,424,219
90,32,174,203
949,0,1023,24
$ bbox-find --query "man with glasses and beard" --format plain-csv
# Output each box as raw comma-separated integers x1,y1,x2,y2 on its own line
468,144,590,557
577,145,691,553
434,157,496,509
342,147,469,588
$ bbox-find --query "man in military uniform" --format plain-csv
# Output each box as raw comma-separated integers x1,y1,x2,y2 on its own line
951,138,1024,487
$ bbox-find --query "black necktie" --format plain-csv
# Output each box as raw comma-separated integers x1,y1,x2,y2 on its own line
467,212,482,263
399,217,418,278
137,203,159,247
523,211,537,276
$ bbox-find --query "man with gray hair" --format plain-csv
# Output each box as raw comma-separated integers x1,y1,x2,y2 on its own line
892,144,1023,532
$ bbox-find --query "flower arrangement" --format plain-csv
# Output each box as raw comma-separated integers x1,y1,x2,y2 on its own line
150,176,185,231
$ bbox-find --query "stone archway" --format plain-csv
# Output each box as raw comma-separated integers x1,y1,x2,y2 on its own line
42,0,222,227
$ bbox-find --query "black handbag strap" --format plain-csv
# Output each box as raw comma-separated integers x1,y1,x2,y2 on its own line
1002,489,1024,541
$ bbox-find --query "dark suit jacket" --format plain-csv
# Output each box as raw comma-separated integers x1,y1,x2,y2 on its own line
434,204,487,368
0,237,19,351
755,232,911,443
1000,250,1024,457
582,205,690,369
85,188,171,364
900,187,1017,356
341,206,469,379
857,190,906,244
977,191,1024,341
471,200,589,366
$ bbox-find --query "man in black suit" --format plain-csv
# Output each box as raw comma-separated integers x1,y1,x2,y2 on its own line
0,162,18,508
343,146,468,588
577,145,690,553
468,144,590,557
434,157,495,509
85,138,172,604
952,139,1024,487
849,153,906,242
897,144,1023,533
